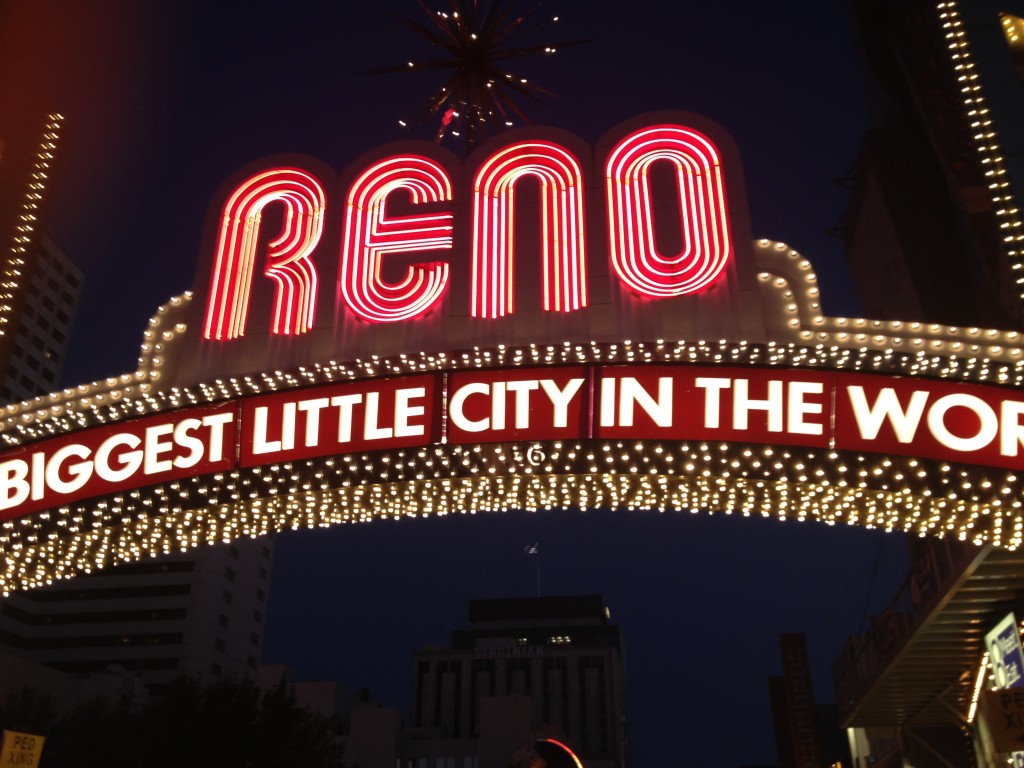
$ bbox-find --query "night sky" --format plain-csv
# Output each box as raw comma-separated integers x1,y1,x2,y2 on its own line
1,2,912,765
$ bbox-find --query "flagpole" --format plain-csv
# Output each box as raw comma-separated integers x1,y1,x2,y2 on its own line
525,543,541,597
536,551,541,597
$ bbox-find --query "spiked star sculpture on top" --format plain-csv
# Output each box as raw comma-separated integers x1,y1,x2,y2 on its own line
369,0,588,154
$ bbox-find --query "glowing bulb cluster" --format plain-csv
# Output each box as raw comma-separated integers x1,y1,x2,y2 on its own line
0,114,63,341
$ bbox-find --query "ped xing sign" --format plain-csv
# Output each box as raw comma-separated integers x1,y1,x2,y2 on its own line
981,689,1024,755
0,731,44,768
5,364,1024,521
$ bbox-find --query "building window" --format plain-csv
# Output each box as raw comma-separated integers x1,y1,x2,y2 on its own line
218,614,230,628
507,659,530,695
215,638,225,652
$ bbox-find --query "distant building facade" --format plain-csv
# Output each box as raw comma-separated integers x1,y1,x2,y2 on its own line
0,235,81,401
831,3,1024,767
837,0,1024,329
0,112,272,698
404,595,628,768
766,633,850,768
0,539,274,696
0,112,82,403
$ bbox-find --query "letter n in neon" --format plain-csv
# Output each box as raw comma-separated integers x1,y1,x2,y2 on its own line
471,141,588,319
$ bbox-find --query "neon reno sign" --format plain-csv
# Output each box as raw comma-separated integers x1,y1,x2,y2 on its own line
4,365,1024,520
8,112,1024,595
199,122,733,339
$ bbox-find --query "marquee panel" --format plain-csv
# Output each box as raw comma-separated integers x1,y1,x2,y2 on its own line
3,340,1024,595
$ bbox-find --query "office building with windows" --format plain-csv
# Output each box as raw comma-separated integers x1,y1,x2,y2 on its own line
836,0,1024,330
0,112,82,403
830,5,1024,766
0,234,81,402
0,539,274,696
0,112,273,699
0,114,271,698
403,595,628,768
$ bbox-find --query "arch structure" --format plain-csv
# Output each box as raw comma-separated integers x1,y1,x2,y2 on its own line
3,241,1024,595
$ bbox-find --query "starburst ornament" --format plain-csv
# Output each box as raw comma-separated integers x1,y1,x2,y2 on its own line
371,0,588,153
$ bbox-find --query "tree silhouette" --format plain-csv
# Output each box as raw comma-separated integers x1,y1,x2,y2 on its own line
0,676,338,768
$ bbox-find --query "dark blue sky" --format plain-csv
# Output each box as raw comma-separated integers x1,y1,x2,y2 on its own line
1,2,911,765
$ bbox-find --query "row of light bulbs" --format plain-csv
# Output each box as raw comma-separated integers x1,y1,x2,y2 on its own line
0,114,63,341
939,3,1024,306
4,236,1024,592
2,433,1020,594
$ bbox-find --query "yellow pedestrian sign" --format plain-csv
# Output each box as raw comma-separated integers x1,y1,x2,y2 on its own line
1,730,45,767
982,689,1024,753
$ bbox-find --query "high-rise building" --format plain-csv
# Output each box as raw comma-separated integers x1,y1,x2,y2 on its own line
766,633,851,768
0,539,274,696
404,595,628,768
0,113,272,700
0,112,82,403
829,3,1024,766
0,235,81,402
836,0,1024,329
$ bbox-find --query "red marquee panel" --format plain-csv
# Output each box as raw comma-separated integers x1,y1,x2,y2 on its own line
6,365,1024,523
